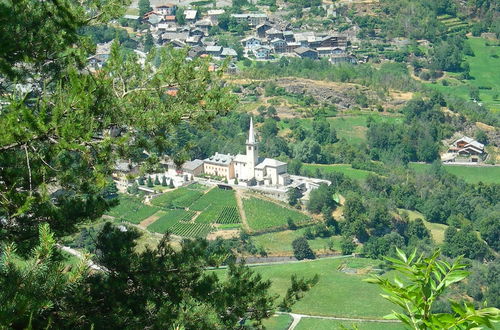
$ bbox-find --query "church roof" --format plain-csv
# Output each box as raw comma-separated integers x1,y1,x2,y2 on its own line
255,158,287,169
234,154,247,163
247,117,256,144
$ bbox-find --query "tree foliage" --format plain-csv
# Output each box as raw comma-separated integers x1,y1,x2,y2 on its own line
366,248,500,329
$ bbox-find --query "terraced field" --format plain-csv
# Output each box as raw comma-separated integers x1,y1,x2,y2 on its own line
192,188,240,225
105,196,160,224
151,186,204,208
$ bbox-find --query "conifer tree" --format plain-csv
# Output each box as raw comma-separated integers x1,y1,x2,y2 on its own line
161,175,167,186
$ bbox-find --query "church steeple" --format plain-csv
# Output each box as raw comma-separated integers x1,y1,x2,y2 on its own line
247,117,256,145
246,117,258,171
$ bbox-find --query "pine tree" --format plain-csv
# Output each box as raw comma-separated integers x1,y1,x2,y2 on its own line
147,176,154,187
161,175,167,186
154,175,160,186
169,179,175,188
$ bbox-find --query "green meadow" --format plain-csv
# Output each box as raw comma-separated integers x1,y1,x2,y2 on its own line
278,114,403,145
426,37,500,112
302,163,373,180
253,229,342,255
294,318,403,330
214,257,393,318
410,163,500,184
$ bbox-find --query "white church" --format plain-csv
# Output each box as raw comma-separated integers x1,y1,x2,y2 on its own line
203,118,291,186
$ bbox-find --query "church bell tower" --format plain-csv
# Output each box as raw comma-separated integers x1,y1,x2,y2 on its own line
246,117,259,170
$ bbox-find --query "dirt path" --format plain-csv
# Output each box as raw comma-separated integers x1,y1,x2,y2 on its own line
235,189,251,232
138,211,163,228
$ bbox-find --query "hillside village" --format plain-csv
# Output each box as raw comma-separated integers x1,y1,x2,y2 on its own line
90,2,360,70
1,0,500,329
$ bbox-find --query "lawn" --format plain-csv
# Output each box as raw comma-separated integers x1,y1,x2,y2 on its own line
213,257,393,318
243,197,310,232
410,163,500,184
425,37,500,112
295,318,403,330
253,229,342,255
302,163,373,181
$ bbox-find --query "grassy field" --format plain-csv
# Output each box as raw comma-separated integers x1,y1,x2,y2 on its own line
261,314,293,330
426,37,500,112
410,163,500,184
295,318,403,330
105,196,160,224
253,229,342,255
398,209,447,244
150,186,204,208
214,257,393,318
278,113,403,145
243,197,310,231
302,163,373,181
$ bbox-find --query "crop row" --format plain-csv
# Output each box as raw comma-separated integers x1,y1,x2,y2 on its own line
215,207,240,224
167,222,213,238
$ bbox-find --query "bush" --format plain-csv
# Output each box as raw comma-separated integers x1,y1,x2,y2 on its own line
292,237,315,260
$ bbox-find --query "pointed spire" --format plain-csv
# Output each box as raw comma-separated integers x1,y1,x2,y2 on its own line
247,117,255,144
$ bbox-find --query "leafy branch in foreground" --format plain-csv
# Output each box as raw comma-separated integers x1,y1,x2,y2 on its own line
365,248,499,329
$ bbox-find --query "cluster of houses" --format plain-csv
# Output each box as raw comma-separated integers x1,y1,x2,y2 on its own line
111,3,355,64
242,24,354,62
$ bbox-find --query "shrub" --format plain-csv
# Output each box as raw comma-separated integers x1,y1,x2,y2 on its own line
292,237,315,260
340,236,356,255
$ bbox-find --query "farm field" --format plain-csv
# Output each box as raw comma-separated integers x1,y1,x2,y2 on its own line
150,185,204,208
243,197,310,231
294,318,403,330
410,163,500,184
147,210,199,233
425,37,500,112
191,188,240,225
105,196,160,224
302,163,373,181
214,257,393,318
253,228,342,255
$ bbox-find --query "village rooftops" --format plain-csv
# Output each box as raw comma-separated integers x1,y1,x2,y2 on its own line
157,3,176,8
184,10,197,20
204,153,234,165
294,46,315,55
231,13,267,18
205,45,222,52
207,9,225,16
123,14,140,20
221,48,238,57
182,159,204,171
